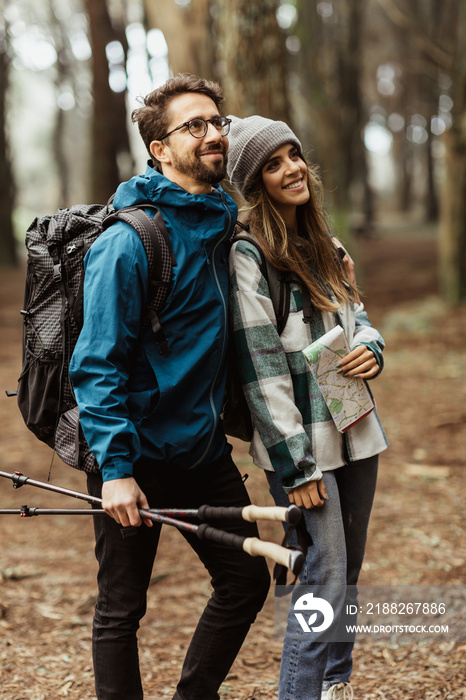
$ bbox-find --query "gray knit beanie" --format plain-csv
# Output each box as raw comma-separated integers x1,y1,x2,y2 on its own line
226,114,302,200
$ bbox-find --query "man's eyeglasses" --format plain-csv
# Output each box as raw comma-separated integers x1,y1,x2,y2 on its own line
159,116,231,141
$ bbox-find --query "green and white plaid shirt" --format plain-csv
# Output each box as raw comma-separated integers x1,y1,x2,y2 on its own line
229,238,389,492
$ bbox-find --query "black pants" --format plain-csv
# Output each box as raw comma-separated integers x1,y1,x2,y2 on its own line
87,453,270,700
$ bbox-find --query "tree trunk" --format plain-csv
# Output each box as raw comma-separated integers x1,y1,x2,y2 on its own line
84,0,132,203
426,127,438,221
294,0,371,221
293,1,338,192
0,20,17,267
439,124,466,302
215,0,290,122
375,0,463,300
394,131,413,213
143,0,215,79
337,0,368,212
438,1,466,302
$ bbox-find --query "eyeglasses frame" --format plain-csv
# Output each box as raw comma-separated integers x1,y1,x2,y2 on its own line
158,116,232,142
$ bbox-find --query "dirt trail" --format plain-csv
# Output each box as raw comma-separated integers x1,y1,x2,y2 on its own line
0,222,464,699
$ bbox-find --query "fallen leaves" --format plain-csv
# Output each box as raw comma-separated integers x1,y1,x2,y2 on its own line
1,232,465,699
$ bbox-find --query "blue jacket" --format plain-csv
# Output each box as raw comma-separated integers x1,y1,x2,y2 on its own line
69,165,238,481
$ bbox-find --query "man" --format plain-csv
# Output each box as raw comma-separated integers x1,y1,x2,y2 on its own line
69,73,270,700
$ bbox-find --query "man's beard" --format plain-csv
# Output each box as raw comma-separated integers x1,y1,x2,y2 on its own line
171,144,228,185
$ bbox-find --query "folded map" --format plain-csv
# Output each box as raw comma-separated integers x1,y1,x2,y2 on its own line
302,325,374,433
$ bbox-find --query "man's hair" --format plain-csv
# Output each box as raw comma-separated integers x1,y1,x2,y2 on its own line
131,73,224,157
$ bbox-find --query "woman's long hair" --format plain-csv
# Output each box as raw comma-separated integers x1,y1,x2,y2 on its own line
241,158,356,312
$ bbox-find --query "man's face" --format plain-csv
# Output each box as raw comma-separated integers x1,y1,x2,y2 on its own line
152,93,229,194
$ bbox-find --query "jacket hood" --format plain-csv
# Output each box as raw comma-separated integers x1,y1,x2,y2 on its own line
113,162,229,211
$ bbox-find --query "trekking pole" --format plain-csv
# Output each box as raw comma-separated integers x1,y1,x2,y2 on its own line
0,470,300,524
0,469,101,505
0,471,305,577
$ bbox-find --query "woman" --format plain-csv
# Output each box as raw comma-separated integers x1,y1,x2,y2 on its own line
226,115,388,700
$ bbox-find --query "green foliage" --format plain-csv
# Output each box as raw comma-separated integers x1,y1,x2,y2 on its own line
328,207,351,244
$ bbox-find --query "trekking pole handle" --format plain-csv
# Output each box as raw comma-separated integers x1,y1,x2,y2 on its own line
197,504,301,525
197,524,304,576
244,504,301,524
243,537,304,576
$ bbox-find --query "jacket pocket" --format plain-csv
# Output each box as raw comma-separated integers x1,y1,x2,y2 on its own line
55,406,99,473
127,387,160,426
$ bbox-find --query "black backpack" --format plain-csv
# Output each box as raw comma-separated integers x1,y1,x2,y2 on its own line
12,202,175,473
11,211,289,469
221,231,291,442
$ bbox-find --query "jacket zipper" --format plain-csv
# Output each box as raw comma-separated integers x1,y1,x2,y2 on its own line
190,192,233,468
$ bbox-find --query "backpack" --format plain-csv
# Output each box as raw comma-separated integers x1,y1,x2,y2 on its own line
12,210,289,468
221,231,292,442
13,202,175,473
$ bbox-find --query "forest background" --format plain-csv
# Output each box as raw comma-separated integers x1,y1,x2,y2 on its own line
1,0,466,302
0,1,465,699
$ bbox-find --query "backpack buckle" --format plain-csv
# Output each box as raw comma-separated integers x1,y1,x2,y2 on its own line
48,245,62,282
52,263,62,282
158,339,171,356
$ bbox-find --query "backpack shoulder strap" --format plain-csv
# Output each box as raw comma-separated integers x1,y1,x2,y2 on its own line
267,260,291,336
103,205,176,355
233,231,290,335
287,271,313,325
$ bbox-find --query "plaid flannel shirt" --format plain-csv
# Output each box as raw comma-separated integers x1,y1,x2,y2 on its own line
229,239,389,492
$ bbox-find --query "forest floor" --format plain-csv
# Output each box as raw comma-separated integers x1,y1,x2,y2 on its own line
0,214,465,700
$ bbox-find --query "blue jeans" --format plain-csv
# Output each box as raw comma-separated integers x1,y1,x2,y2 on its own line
87,453,270,700
267,455,378,700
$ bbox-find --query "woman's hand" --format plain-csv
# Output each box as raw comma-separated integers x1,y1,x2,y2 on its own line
288,478,327,509
337,345,378,379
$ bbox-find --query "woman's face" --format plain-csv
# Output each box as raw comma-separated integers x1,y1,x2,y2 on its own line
261,143,310,222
